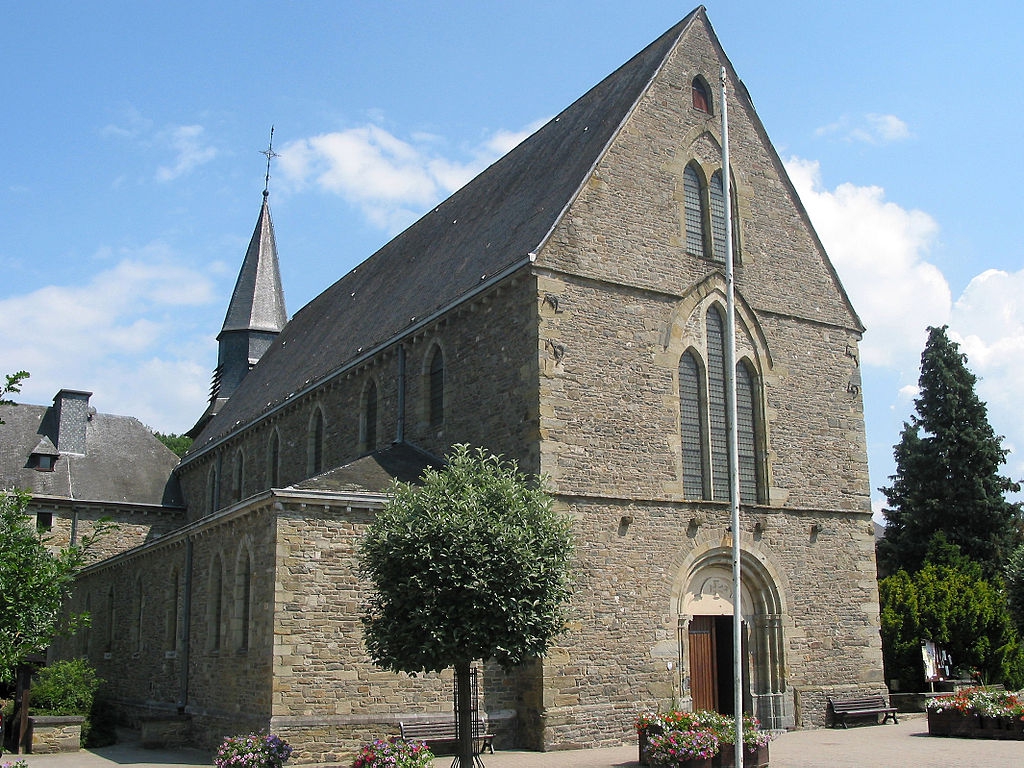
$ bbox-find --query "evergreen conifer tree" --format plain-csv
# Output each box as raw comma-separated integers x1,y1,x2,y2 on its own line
878,326,1022,577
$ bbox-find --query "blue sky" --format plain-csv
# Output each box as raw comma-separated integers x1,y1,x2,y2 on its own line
3,1,1023,516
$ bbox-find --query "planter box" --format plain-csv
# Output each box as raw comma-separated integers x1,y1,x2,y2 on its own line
715,743,769,767
927,709,976,738
26,715,83,753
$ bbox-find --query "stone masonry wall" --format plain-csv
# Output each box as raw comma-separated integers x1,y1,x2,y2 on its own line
526,12,881,744
177,275,539,521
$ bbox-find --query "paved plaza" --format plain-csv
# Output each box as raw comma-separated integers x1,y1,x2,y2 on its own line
4,715,1023,768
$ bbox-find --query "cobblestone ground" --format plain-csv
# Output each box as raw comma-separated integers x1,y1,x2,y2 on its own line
6,714,1024,768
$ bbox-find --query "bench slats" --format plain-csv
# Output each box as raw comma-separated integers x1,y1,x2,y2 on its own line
828,695,898,729
400,719,495,754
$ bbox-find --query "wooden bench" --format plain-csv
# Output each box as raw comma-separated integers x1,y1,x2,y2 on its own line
400,718,495,754
828,695,898,728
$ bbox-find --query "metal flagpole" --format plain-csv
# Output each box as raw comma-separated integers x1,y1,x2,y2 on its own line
720,65,744,768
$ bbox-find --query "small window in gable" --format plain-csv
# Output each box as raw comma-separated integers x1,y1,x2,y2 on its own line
692,77,711,113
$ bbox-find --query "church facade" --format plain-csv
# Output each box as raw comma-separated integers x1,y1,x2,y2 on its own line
56,8,884,761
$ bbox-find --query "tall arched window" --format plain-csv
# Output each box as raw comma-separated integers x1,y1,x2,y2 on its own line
307,407,325,476
680,305,765,504
364,380,378,451
706,306,730,500
232,448,244,503
710,170,727,264
736,359,762,504
207,464,219,515
167,567,180,653
267,430,280,487
133,575,145,654
428,347,444,429
235,546,253,651
683,164,707,258
210,554,224,651
679,349,707,499
106,585,115,654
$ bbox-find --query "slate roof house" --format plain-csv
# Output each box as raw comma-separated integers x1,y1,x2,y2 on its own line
53,7,884,760
0,389,184,561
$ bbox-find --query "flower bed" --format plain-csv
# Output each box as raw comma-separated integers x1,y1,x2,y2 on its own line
926,687,1024,740
636,710,774,767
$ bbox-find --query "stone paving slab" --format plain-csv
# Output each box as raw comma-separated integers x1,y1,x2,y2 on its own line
4,715,1023,768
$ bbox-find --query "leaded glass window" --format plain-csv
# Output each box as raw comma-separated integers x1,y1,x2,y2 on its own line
679,350,707,499
683,165,706,257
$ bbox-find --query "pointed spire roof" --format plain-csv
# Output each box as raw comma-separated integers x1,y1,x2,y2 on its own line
220,192,287,337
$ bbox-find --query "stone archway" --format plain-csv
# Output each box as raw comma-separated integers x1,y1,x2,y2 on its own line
675,547,790,729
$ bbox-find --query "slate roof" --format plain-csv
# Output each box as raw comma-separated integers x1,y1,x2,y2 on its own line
289,442,442,494
220,193,287,336
0,401,183,507
185,8,700,459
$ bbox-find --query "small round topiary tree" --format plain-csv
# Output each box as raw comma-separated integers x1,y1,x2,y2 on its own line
360,444,575,768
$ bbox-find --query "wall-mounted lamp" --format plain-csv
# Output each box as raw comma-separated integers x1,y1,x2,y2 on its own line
810,522,824,535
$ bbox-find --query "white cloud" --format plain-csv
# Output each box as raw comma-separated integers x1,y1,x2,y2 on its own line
785,157,950,368
277,120,543,235
815,113,912,145
947,268,1024,484
156,125,218,182
788,157,1024,495
0,245,218,433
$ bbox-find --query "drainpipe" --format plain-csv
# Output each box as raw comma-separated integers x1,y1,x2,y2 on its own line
178,536,193,713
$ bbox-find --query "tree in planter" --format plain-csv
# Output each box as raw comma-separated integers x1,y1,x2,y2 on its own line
360,445,574,768
878,326,1022,578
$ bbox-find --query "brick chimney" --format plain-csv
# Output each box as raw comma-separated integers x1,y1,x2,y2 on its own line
53,389,92,455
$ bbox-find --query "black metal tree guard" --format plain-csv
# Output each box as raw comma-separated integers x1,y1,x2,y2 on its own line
452,665,486,768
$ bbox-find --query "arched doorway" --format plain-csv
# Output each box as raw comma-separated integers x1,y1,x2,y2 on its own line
677,547,789,729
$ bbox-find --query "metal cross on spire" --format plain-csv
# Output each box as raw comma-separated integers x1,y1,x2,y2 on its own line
260,125,279,197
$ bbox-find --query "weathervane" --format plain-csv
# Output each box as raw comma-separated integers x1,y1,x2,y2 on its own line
260,125,279,197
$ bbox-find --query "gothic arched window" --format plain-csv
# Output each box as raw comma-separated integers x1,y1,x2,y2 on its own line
679,349,707,499
307,407,325,476
364,380,378,451
267,430,280,487
683,164,707,258
232,448,244,503
680,305,765,504
428,347,445,429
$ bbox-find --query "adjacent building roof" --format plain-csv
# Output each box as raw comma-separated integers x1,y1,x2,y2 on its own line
289,442,442,494
0,391,183,507
186,9,701,458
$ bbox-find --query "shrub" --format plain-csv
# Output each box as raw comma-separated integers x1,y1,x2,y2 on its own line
30,659,101,715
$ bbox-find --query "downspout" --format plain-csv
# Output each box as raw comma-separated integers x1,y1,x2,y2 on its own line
178,536,193,713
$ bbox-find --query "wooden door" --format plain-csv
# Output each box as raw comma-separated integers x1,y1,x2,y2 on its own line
688,616,718,712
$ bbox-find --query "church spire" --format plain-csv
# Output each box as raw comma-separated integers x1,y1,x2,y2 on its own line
188,130,288,438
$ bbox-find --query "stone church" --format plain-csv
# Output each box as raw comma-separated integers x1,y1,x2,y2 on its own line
49,7,883,760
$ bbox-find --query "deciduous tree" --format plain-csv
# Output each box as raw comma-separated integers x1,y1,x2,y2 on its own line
0,491,89,681
360,445,574,767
